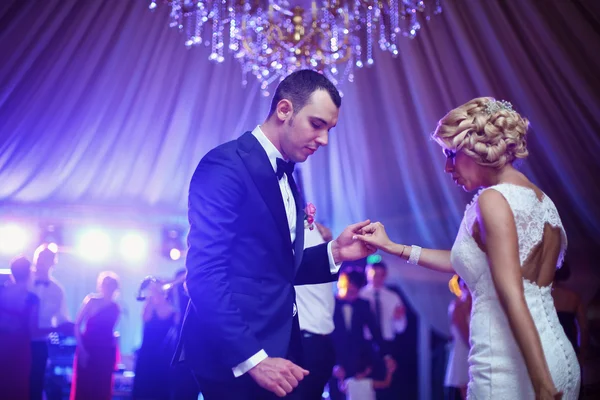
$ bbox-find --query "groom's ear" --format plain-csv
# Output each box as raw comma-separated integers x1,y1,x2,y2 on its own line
276,99,293,121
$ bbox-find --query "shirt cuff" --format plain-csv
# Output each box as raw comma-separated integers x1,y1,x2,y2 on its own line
232,349,268,377
327,241,342,274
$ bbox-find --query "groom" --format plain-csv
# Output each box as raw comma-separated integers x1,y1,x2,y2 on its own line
175,70,374,399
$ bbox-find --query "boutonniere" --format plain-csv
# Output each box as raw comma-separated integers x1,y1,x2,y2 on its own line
304,202,316,230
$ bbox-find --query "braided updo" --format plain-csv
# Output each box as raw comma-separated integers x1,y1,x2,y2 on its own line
432,97,529,168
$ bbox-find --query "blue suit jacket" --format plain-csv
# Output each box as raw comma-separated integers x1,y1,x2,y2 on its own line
176,132,335,381
331,298,384,377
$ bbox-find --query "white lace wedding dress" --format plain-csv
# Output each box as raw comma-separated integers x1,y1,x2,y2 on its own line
451,183,580,399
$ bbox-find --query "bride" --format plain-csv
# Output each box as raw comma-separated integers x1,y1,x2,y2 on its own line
355,98,580,399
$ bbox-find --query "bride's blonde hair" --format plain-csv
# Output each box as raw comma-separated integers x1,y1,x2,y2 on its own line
432,97,529,168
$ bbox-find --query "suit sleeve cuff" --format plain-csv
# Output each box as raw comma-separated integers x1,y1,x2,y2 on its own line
232,349,268,377
327,241,342,274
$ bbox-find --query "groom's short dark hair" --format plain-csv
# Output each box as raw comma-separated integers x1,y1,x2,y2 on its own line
268,70,342,118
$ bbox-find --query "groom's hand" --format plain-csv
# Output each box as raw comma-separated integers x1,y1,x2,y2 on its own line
248,357,309,397
331,219,375,264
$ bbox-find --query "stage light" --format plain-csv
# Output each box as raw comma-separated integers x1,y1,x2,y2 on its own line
448,274,463,297
77,229,112,262
161,226,185,261
0,224,30,255
366,254,382,265
120,232,148,263
169,248,181,261
39,223,63,250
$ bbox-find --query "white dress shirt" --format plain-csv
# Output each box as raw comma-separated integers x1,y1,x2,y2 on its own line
232,126,340,377
360,285,407,341
30,277,70,341
345,377,376,400
295,227,335,335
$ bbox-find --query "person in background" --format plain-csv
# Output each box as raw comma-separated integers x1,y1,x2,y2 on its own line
295,221,337,399
444,276,471,400
359,260,406,399
29,244,72,400
552,261,589,363
169,269,200,400
133,278,177,400
70,271,121,400
551,260,588,399
0,256,40,399
337,354,396,400
330,270,386,399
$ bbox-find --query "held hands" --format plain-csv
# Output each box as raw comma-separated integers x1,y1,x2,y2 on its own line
352,221,395,253
331,220,376,264
248,357,309,397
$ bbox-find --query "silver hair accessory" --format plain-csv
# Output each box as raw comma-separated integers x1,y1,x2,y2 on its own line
485,99,514,115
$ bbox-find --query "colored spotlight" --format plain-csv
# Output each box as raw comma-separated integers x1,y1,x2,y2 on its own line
120,233,148,263
169,248,181,261
0,224,30,255
77,229,112,262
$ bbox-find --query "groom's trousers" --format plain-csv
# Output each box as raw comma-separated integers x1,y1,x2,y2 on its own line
297,331,336,400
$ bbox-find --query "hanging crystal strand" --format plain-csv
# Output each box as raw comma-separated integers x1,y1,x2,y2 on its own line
184,11,193,46
407,2,418,38
402,2,417,39
352,0,363,68
256,7,268,86
378,2,387,51
213,0,221,63
390,0,399,42
229,1,239,52
240,4,251,92
330,10,339,76
193,3,202,45
239,3,251,62
366,5,373,65
341,57,353,83
209,2,219,60
169,0,182,28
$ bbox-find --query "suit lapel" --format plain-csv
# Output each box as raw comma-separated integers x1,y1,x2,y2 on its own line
237,132,293,254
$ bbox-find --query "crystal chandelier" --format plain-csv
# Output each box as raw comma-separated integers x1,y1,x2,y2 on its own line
149,0,442,93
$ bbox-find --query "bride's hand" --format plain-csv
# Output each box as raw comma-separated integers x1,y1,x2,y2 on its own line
352,222,395,253
535,382,562,400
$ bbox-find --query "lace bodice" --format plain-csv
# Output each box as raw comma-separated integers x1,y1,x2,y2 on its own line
451,183,580,399
463,184,566,267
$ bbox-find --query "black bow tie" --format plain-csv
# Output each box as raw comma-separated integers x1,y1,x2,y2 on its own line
276,158,295,180
34,280,50,287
